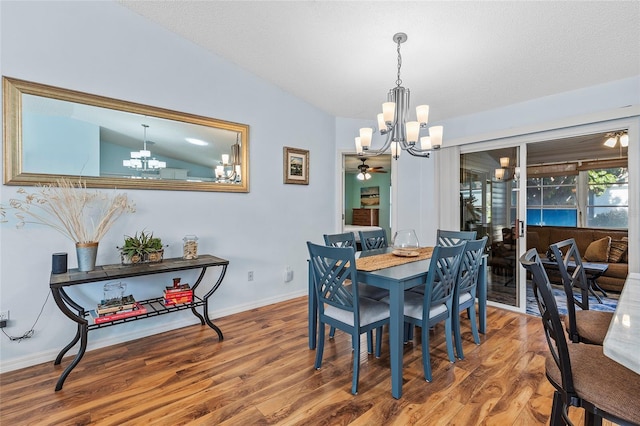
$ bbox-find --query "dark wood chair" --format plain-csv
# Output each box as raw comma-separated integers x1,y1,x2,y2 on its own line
519,248,640,426
549,239,613,345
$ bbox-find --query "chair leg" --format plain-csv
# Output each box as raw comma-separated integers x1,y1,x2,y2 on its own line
453,310,464,360
444,317,456,363
550,391,565,426
367,331,373,354
468,305,480,345
329,326,336,338
421,324,432,382
351,332,360,395
584,410,603,426
315,323,326,369
375,327,383,357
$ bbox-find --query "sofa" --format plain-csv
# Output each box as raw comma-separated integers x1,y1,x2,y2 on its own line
526,226,628,292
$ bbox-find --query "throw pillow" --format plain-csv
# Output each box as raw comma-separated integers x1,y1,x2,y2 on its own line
622,236,629,262
609,239,628,263
583,236,611,262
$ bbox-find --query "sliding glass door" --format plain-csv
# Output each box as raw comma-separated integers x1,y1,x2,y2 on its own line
460,146,525,310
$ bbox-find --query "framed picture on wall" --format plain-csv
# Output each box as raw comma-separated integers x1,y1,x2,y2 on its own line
361,186,380,206
283,147,309,185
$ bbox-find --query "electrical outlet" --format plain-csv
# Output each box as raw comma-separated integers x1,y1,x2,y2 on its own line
284,266,294,283
248,271,254,281
0,310,9,321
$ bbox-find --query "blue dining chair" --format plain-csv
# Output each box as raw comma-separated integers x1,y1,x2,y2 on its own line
386,242,466,382
323,232,385,351
359,229,388,251
436,229,477,247
323,232,356,248
452,236,487,359
307,242,390,394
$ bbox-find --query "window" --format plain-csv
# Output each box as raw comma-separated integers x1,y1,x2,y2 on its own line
586,167,628,228
527,175,577,226
526,167,628,229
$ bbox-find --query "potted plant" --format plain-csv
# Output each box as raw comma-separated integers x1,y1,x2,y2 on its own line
119,231,166,264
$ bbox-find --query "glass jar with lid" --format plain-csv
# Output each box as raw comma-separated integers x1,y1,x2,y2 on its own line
183,234,198,259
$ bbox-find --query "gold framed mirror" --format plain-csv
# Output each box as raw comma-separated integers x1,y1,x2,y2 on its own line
3,77,249,192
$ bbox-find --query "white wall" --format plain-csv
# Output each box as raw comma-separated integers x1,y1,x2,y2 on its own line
0,2,335,371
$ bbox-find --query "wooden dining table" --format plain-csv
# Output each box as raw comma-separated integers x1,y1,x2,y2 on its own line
603,272,640,374
308,247,487,399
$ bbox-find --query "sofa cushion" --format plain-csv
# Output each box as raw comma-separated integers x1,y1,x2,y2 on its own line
605,262,629,279
583,236,611,262
609,239,628,263
622,237,628,262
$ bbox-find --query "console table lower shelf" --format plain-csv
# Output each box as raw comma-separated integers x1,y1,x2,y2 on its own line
49,254,229,391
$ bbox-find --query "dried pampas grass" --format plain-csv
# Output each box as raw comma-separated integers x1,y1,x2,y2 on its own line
9,178,135,243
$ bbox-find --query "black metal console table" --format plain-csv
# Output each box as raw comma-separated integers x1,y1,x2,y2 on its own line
49,254,228,391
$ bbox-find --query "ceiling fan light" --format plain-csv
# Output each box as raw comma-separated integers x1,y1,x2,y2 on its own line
604,136,617,148
620,133,629,147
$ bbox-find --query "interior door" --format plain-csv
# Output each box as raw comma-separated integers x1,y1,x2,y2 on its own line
460,146,526,311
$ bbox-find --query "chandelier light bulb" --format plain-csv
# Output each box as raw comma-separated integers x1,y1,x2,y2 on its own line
420,136,431,150
359,128,373,148
406,121,420,144
416,105,429,124
382,102,396,123
429,126,444,149
355,137,363,154
391,141,401,159
620,133,629,147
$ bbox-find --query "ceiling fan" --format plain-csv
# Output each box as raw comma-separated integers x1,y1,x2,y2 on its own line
357,158,387,180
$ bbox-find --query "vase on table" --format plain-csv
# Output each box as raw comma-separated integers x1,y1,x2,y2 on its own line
76,242,99,272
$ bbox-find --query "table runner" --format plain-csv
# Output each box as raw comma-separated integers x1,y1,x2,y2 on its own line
356,247,434,272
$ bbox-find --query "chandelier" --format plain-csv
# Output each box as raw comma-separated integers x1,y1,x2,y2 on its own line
355,32,443,160
603,131,629,148
123,124,166,170
214,133,242,183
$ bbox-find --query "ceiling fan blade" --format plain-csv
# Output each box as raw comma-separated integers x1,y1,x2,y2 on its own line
369,170,387,173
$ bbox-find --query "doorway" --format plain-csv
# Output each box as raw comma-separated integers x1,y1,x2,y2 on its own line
460,147,523,309
342,154,392,241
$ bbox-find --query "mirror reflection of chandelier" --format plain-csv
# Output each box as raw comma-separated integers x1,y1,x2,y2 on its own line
355,32,444,160
215,133,242,183
123,124,167,170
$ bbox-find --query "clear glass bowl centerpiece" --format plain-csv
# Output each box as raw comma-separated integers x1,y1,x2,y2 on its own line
392,229,420,256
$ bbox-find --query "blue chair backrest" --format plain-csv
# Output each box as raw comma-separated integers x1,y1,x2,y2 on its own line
424,243,466,309
323,232,356,249
359,229,388,251
457,236,488,296
307,241,359,318
437,229,477,247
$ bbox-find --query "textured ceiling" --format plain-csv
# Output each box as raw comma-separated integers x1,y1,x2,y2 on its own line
118,1,640,123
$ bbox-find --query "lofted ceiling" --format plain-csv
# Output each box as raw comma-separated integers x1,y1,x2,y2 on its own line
118,1,640,124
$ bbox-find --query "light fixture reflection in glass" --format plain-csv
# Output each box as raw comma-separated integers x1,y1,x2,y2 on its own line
500,157,510,168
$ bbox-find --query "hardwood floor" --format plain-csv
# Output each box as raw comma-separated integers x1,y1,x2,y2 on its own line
0,296,617,425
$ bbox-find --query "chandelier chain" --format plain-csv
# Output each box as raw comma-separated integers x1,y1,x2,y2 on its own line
396,38,403,87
